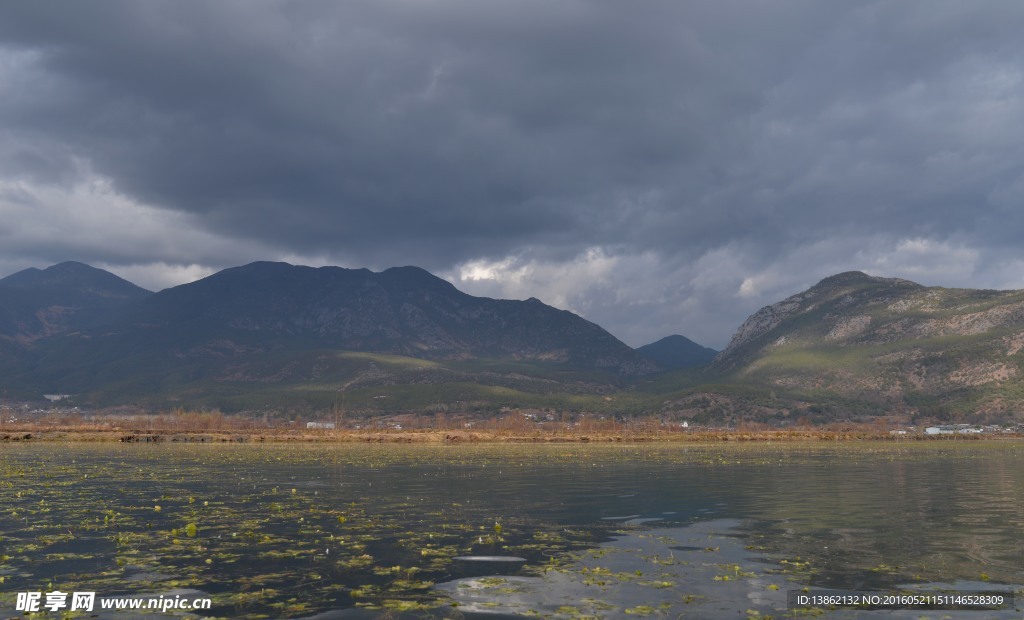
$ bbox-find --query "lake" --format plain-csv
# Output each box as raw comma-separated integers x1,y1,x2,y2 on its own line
0,441,1021,618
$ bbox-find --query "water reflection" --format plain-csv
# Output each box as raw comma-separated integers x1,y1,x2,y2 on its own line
0,442,1021,618
723,444,1024,588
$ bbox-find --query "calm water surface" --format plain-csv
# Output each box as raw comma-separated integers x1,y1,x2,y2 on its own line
0,441,1021,618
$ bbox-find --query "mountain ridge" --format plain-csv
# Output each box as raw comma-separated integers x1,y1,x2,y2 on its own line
0,261,152,345
118,261,656,373
0,261,660,408
5,261,1024,424
700,271,1024,423
0,261,152,297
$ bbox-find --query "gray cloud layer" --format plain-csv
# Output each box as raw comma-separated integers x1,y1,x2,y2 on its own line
2,1,1024,347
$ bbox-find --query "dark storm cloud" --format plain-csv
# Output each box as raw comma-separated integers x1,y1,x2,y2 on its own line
0,1,812,262
2,1,1024,345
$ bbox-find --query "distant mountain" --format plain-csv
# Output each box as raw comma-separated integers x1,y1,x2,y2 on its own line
696,271,1024,423
636,335,717,369
3,261,660,407
0,261,151,343
118,262,657,373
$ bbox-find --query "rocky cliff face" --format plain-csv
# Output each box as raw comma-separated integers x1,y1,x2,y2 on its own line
717,272,922,362
709,272,1024,420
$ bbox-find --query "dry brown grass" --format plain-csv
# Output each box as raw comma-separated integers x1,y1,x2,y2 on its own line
0,414,1010,443
3,408,1014,443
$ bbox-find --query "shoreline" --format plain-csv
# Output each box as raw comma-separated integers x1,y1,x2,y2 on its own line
1,426,1018,443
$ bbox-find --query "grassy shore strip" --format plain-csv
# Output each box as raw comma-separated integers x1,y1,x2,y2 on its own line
0,425,1016,443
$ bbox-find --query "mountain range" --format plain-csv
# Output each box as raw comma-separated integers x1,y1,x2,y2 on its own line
3,262,1023,425
1,261,670,412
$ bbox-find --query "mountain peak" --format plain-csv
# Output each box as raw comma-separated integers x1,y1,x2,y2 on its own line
636,335,717,370
382,265,433,276
0,266,41,285
813,271,873,287
811,271,921,291
381,264,454,284
224,261,296,275
0,262,152,342
0,261,151,295
706,274,1024,422
716,271,926,363
48,260,99,272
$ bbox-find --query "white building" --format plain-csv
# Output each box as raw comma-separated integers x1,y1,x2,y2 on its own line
306,422,336,429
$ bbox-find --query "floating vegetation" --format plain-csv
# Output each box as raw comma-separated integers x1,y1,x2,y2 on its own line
0,441,1022,618
0,443,630,617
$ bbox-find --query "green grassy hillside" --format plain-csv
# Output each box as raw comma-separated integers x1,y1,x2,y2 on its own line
690,272,1024,424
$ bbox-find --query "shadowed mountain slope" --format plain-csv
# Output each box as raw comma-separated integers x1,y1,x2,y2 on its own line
5,261,659,408
636,335,718,369
0,261,151,342
120,262,657,373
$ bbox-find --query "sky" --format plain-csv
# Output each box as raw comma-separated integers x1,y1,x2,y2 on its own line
2,1,1024,349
